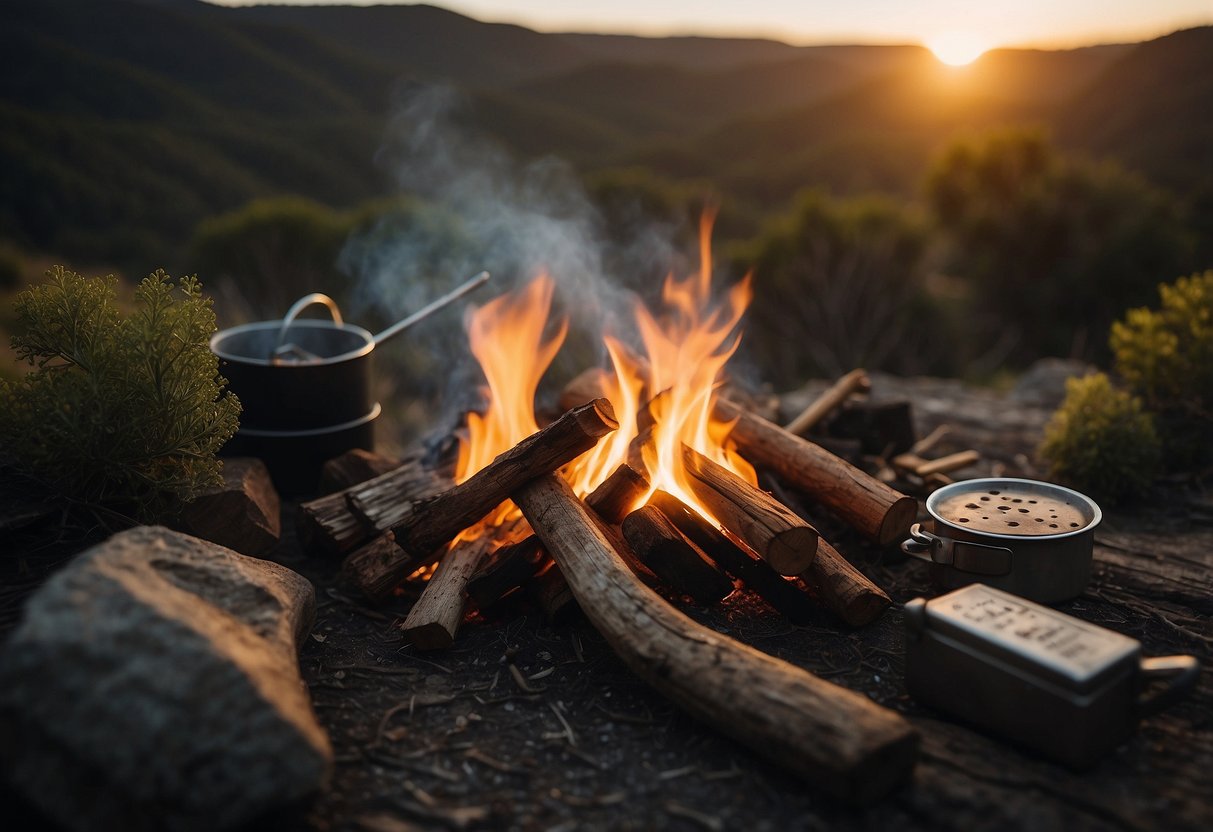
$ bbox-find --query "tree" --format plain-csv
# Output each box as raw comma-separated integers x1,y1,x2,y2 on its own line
927,128,1195,364
738,190,943,387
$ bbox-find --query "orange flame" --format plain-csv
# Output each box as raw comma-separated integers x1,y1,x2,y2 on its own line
455,213,752,532
455,273,566,535
626,210,755,517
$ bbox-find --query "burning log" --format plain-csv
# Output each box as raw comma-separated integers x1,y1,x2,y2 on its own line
679,445,818,576
715,398,917,546
401,519,527,649
345,399,617,602
647,491,889,627
391,399,618,560
562,368,917,546
467,463,650,612
621,505,735,606
784,369,870,436
648,490,815,623
513,473,918,803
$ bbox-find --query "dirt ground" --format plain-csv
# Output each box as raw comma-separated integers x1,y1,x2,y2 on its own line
3,374,1211,831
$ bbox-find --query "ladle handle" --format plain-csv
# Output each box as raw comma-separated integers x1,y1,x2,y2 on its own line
373,271,490,346
275,293,344,351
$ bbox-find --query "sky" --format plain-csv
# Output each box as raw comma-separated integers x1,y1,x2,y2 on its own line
209,0,1213,49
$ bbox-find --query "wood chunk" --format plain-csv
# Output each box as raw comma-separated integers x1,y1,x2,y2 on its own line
512,473,919,804
647,491,817,624
389,399,618,564
179,457,280,556
319,449,402,494
469,463,652,612
721,401,918,547
622,506,735,606
825,399,917,457
584,463,649,524
799,537,892,628
466,536,546,610
347,459,452,533
401,532,502,650
680,446,818,576
341,532,417,601
527,560,578,623
296,491,367,557
785,369,870,436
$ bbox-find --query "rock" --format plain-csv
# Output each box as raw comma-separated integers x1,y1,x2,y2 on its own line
1010,358,1095,409
179,457,281,556
0,526,331,832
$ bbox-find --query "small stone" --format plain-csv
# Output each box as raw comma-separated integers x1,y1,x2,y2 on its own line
0,526,331,832
178,457,281,555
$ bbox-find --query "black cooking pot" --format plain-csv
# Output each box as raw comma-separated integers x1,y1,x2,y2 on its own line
211,273,489,493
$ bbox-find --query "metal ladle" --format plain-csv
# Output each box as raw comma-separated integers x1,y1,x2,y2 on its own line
270,270,491,363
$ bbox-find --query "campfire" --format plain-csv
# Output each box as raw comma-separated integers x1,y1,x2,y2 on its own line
299,217,922,800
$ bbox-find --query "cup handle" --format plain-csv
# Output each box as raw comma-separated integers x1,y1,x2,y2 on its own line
1136,655,1201,718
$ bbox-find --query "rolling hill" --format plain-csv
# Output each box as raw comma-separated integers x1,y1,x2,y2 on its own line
1,0,1209,269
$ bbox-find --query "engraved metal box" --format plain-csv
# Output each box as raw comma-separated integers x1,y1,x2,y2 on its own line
904,584,1199,768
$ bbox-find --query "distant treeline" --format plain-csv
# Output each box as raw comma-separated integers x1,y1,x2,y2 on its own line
2,0,1211,383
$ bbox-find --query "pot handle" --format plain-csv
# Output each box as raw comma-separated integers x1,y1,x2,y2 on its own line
1136,655,1201,718
372,271,490,346
901,523,1014,576
275,293,345,352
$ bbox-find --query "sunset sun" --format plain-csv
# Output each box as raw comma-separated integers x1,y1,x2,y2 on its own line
927,31,990,66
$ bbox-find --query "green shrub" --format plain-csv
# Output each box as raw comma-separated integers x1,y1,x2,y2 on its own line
0,267,241,524
1110,270,1213,466
1039,373,1160,501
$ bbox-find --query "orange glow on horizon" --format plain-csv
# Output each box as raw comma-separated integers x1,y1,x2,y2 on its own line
926,31,991,66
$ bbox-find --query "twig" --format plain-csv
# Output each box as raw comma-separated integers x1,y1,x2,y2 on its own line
665,802,724,831
548,700,578,747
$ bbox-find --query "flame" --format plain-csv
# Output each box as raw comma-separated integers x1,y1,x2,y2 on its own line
455,273,566,535
454,212,753,534
567,210,755,523
628,210,755,517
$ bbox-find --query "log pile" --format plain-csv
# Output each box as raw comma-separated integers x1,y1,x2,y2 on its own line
295,371,921,800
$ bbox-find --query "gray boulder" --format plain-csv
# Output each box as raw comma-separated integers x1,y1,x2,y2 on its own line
0,526,331,832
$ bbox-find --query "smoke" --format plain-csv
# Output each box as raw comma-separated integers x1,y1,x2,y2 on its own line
338,82,710,430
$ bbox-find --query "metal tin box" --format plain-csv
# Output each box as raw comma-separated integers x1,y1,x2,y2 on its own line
904,584,1199,768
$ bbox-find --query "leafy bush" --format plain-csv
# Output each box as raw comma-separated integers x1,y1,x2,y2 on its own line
1110,270,1213,467
0,267,241,524
1039,373,1160,501
927,129,1194,364
738,190,945,385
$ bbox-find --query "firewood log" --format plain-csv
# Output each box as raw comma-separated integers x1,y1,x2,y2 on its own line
319,448,402,493
466,463,650,611
561,367,917,545
298,457,447,556
679,445,818,576
391,399,618,559
401,519,526,649
346,399,618,601
513,473,918,803
622,505,735,605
